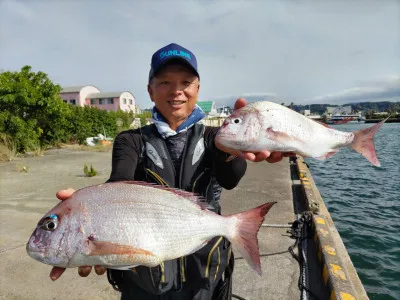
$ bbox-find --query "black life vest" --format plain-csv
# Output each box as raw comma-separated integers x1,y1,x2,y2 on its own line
135,123,222,213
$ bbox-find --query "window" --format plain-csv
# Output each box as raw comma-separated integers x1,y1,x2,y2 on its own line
70,99,76,105
108,98,114,104
63,100,67,103
90,99,97,105
129,99,133,104
99,99,105,105
123,98,126,104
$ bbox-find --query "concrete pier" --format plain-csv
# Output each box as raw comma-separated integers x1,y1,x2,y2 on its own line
220,161,300,300
0,148,366,299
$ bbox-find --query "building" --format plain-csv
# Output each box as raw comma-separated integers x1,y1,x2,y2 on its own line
86,91,135,113
217,106,234,117
326,106,352,116
197,101,218,116
60,85,100,106
60,86,136,113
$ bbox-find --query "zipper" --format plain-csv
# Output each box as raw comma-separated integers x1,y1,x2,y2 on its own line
178,130,189,189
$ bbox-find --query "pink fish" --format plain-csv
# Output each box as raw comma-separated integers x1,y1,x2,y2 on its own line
27,181,276,276
216,101,387,166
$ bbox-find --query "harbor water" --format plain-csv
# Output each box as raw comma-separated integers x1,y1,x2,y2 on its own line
305,123,400,300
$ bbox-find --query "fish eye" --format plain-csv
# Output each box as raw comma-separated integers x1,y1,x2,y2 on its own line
231,118,242,124
41,215,58,231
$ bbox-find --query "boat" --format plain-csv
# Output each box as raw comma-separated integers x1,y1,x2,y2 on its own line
327,115,366,125
327,115,353,125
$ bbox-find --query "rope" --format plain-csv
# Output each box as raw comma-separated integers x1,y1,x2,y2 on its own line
288,211,323,300
0,243,26,254
261,223,292,228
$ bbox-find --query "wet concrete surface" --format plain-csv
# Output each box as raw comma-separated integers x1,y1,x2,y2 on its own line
0,149,299,300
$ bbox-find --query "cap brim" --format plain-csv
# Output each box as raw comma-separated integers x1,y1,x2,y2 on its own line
149,57,199,81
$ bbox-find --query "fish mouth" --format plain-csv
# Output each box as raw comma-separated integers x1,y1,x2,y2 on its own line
27,249,46,261
215,133,247,151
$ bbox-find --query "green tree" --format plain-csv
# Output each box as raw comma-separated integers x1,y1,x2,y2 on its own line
136,111,151,128
0,65,72,152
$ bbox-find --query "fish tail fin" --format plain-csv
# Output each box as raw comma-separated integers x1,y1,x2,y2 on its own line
229,202,276,276
351,118,388,167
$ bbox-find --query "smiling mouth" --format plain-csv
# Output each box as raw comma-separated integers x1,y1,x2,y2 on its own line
168,100,186,105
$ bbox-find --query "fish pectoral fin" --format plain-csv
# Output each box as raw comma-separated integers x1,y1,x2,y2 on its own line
88,240,154,257
265,127,301,144
315,150,339,160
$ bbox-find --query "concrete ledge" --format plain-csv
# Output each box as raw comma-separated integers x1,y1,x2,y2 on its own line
295,157,369,300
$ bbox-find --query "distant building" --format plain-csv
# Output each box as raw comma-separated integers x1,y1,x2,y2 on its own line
197,101,218,116
135,104,142,114
86,91,135,113
60,85,100,106
60,86,136,113
300,109,322,120
326,106,352,116
217,106,234,117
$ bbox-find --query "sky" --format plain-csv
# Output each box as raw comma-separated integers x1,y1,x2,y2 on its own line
0,0,399,109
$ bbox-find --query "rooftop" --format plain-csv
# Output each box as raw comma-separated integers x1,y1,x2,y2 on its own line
197,101,214,113
60,86,87,93
86,91,132,99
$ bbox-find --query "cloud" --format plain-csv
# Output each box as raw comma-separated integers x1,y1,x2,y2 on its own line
306,76,400,104
0,0,399,109
209,93,279,107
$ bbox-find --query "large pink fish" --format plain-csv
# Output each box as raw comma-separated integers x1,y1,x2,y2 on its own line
27,181,276,276
216,101,387,166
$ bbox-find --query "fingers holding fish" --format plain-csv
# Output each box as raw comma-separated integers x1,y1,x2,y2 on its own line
241,151,271,162
265,152,284,163
56,188,75,201
94,265,107,275
49,265,105,281
233,97,247,110
50,266,66,281
78,266,92,277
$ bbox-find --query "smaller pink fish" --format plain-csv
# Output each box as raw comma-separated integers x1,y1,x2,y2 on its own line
216,101,388,166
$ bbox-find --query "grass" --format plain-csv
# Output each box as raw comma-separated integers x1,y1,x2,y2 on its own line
0,134,17,162
57,143,112,152
83,164,98,177
0,138,112,163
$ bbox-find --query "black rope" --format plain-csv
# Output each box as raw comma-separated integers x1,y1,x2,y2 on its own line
231,211,323,300
232,294,247,300
288,211,323,300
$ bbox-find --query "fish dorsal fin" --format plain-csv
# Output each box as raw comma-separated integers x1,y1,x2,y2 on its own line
117,181,211,210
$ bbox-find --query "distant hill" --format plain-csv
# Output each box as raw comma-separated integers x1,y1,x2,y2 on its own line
291,101,400,115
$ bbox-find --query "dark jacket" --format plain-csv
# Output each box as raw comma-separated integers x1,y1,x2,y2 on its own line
107,124,246,299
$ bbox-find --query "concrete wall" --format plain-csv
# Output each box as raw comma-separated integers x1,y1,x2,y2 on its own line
118,92,136,113
59,92,80,106
79,86,101,106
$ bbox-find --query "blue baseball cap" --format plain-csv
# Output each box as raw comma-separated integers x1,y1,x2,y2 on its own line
148,43,199,82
